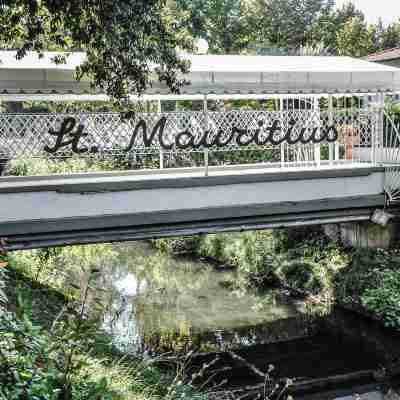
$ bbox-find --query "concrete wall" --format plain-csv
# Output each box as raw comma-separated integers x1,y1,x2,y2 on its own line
324,221,400,249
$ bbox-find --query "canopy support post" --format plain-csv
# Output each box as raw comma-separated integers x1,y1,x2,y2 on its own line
280,97,285,168
328,95,334,165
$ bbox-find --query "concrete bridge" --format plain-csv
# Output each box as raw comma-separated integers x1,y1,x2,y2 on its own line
0,163,388,250
1,51,400,250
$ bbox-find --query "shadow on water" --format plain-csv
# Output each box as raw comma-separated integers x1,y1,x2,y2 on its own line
64,241,400,398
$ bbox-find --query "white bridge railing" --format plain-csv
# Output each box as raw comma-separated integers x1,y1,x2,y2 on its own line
0,109,379,172
381,110,400,204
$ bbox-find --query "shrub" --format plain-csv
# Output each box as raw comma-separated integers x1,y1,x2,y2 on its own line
335,249,400,301
4,156,115,177
276,261,326,294
361,269,400,329
155,236,202,254
335,248,400,329
0,307,61,400
0,261,7,306
0,266,120,400
223,231,277,284
198,234,231,263
0,302,202,400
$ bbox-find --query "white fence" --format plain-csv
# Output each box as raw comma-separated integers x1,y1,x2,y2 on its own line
0,109,378,167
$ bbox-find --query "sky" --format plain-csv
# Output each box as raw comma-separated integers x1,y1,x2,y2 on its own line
335,0,400,25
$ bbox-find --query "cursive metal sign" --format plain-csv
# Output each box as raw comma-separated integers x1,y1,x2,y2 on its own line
44,114,339,154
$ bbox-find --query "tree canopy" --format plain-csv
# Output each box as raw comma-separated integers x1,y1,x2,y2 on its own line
336,16,376,57
254,0,332,50
175,0,400,57
1,0,400,104
175,0,256,54
0,0,193,101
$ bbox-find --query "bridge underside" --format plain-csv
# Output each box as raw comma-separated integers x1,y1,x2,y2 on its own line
0,164,387,251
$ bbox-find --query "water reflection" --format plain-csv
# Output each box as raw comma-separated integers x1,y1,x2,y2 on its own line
77,241,307,355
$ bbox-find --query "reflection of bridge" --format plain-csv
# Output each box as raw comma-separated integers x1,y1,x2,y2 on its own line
1,51,400,250
0,163,387,250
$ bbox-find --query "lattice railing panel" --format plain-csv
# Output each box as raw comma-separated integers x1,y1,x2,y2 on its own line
0,110,377,169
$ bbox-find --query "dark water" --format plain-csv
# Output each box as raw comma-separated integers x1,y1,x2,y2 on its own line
67,241,400,397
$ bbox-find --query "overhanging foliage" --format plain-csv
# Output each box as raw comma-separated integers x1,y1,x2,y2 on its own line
0,0,192,101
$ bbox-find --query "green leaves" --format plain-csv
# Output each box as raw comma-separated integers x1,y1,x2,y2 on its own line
336,16,376,57
0,257,8,306
176,0,256,54
0,308,60,400
254,0,329,50
335,248,400,330
361,269,400,329
0,1,192,101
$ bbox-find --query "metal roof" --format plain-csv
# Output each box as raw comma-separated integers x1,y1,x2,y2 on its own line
1,51,400,100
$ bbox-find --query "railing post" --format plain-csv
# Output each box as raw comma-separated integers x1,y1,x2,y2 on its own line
313,96,321,167
203,95,209,177
372,93,385,166
362,95,369,165
157,99,164,169
334,96,340,162
279,97,285,168
378,93,385,165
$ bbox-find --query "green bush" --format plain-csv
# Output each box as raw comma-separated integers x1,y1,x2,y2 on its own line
335,249,400,301
0,266,120,400
0,258,7,306
154,236,202,254
0,308,61,400
361,269,400,329
276,261,326,294
0,302,205,400
222,231,277,284
198,234,231,263
5,156,116,176
336,249,400,329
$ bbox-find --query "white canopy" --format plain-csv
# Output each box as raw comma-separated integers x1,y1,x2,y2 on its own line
0,51,399,100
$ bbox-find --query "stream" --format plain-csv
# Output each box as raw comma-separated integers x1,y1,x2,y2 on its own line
68,241,400,399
